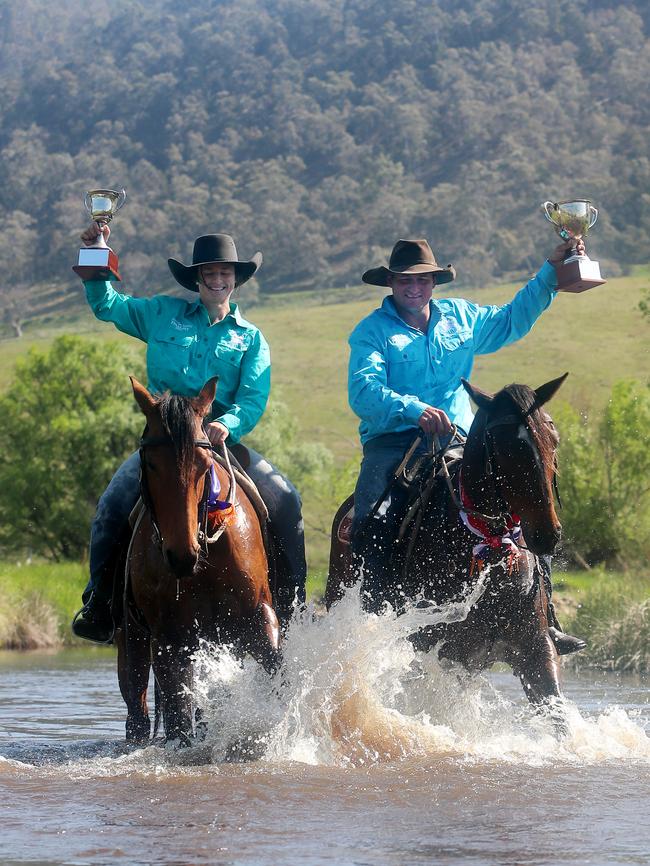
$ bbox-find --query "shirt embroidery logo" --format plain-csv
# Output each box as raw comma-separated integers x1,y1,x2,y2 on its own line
440,317,459,334
388,334,412,350
170,318,192,331
222,330,248,350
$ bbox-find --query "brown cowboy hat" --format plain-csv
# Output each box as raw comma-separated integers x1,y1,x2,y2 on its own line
168,233,262,291
362,239,455,286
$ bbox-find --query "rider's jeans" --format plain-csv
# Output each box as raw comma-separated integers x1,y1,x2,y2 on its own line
83,448,307,612
350,431,426,613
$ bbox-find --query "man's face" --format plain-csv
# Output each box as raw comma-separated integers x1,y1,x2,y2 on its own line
198,263,236,305
388,272,435,316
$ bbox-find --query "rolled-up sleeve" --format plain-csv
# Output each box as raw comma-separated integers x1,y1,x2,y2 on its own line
84,280,155,342
472,261,558,355
348,333,427,431
214,330,271,441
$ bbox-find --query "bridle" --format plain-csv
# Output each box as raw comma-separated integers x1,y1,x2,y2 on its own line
138,430,214,551
434,407,561,536
479,407,561,519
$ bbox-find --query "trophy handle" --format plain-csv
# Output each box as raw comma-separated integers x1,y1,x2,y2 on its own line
115,188,127,212
588,205,598,229
83,192,93,215
542,201,557,223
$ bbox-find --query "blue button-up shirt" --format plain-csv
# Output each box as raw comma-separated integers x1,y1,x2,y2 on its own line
84,280,270,443
348,261,558,444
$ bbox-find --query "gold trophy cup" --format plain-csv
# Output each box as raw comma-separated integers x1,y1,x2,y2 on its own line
541,199,606,293
73,188,126,281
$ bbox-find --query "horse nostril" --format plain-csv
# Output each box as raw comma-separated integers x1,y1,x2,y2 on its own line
165,548,199,578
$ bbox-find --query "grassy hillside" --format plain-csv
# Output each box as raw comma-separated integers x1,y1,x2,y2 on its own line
5,266,646,456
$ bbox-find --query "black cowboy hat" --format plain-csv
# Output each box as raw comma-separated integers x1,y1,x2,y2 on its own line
168,234,262,291
362,238,455,286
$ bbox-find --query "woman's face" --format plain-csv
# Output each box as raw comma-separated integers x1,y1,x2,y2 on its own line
197,263,236,306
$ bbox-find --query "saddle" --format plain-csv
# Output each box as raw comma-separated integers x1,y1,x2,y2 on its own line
335,436,465,550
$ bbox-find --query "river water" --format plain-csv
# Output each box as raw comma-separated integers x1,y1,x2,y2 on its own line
1,590,649,866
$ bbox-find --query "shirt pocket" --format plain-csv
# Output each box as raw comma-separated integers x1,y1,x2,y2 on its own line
385,342,426,389
152,333,195,375
213,344,245,370
438,327,473,353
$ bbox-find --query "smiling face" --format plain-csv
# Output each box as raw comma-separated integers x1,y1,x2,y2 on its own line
197,262,236,308
387,271,436,320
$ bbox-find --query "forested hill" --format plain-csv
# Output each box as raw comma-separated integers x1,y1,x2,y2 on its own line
1,0,649,319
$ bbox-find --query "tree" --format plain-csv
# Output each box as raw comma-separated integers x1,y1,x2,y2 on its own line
554,380,650,567
0,335,145,560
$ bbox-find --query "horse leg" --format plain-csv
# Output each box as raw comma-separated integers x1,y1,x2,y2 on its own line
150,636,195,744
243,602,281,675
115,623,151,744
518,632,562,703
516,631,571,737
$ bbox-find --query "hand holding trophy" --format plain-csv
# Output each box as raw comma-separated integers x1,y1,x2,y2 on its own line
541,199,606,292
73,189,126,281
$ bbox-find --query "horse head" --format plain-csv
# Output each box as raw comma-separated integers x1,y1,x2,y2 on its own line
461,373,567,556
131,376,217,578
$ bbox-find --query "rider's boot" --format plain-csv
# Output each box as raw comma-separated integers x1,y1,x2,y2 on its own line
71,528,116,644
540,556,587,655
71,583,114,644
548,602,587,655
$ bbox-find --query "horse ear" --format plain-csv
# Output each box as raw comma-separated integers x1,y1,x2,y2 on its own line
534,372,569,406
130,376,157,415
461,377,494,412
196,377,218,417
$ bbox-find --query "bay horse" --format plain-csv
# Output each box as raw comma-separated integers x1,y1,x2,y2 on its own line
326,374,569,708
115,377,279,744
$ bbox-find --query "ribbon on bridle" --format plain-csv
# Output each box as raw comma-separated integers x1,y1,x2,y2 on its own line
458,471,522,576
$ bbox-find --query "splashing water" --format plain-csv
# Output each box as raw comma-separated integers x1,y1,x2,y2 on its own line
183,584,650,769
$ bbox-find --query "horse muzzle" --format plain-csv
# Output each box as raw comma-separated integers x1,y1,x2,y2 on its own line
524,522,562,556
164,545,201,578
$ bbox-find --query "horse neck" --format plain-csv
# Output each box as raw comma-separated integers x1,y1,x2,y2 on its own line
460,414,503,515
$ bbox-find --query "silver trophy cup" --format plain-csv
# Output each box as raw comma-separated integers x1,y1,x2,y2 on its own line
541,199,605,293
73,188,127,282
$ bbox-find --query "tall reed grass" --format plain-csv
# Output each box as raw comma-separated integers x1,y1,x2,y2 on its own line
0,560,86,649
566,572,650,673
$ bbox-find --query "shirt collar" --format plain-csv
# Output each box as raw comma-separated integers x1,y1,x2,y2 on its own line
381,295,442,329
190,299,246,327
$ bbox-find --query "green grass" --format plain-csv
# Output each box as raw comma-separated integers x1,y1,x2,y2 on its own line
2,268,649,572
3,268,649,459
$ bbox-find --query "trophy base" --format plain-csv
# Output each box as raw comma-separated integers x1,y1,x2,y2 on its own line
556,256,605,293
73,247,121,282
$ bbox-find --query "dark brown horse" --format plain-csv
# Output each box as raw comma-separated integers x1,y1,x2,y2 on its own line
326,374,569,708
115,377,279,744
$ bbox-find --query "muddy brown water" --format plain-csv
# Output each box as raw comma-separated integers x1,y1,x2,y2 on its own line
2,595,650,865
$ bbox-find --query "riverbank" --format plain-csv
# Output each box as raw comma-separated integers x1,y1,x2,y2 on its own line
2,561,649,671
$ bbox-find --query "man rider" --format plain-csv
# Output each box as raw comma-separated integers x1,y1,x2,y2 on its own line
347,236,586,654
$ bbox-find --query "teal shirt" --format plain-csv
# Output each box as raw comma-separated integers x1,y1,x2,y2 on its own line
348,261,558,445
84,280,270,443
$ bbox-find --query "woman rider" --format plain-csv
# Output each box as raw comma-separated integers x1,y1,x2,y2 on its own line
72,224,306,643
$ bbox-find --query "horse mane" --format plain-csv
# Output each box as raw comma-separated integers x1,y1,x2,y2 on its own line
499,383,555,469
156,392,199,483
